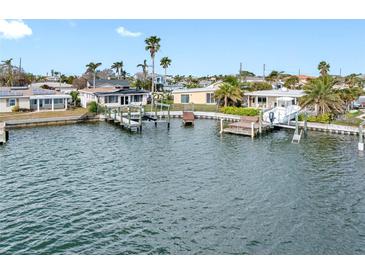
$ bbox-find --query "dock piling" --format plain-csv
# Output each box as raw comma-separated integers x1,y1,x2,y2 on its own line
359,123,364,151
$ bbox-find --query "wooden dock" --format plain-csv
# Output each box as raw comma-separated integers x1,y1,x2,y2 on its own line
222,116,270,138
183,111,195,126
104,107,142,132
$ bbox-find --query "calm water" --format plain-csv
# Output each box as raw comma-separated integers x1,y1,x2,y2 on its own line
1,119,365,254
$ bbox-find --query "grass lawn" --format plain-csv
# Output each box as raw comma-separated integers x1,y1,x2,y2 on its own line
332,110,364,126
0,107,89,122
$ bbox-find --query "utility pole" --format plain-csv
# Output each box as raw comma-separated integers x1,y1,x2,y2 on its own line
298,68,301,76
19,58,22,73
263,64,266,79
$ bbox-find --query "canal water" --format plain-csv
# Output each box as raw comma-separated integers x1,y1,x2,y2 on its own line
1,119,365,254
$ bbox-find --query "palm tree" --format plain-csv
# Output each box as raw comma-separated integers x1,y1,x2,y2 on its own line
160,56,172,81
86,62,102,88
70,90,79,107
318,61,330,77
345,73,364,88
299,76,343,116
111,61,123,80
145,36,161,96
337,87,363,111
137,59,149,80
214,83,243,107
1,58,13,86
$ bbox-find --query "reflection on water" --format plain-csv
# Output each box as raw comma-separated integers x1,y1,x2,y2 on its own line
0,120,364,254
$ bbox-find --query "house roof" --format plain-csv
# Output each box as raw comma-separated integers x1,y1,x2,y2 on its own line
80,87,148,96
245,89,305,98
30,82,73,89
172,86,218,94
89,79,130,88
0,87,70,98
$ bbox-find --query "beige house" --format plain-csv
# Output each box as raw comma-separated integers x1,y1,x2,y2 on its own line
245,89,305,109
172,86,218,105
0,87,71,113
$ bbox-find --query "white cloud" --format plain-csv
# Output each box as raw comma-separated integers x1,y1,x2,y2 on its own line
116,26,142,37
0,19,32,40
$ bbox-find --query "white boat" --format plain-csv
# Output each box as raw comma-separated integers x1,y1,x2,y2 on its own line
263,97,301,125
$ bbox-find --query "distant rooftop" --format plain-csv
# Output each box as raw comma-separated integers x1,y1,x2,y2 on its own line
246,89,305,98
88,79,130,88
0,87,63,98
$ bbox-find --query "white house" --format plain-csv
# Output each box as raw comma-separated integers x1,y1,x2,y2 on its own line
244,88,305,109
79,87,148,108
0,87,71,113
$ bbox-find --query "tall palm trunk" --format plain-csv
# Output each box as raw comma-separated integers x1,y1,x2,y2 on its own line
151,56,155,109
314,104,319,116
93,72,96,89
224,96,228,107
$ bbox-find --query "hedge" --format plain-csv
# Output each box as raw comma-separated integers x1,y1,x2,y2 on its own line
220,106,260,116
298,113,332,123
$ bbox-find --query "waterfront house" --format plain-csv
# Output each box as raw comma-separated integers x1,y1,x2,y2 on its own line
0,87,71,113
244,88,304,109
172,83,220,104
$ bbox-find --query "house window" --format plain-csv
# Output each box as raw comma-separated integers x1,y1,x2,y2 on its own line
54,98,63,104
105,96,118,104
181,94,190,104
121,96,125,105
206,93,215,104
7,98,16,107
44,99,51,104
258,97,267,104
132,95,142,102
125,96,129,105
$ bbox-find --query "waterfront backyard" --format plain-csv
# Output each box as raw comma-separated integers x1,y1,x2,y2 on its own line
1,119,365,254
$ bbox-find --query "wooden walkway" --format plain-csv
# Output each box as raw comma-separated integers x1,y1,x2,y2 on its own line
222,116,270,138
105,111,142,132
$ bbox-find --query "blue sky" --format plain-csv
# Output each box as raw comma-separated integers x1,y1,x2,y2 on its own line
1,20,365,77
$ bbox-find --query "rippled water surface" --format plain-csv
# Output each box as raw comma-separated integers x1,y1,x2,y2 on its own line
1,119,365,254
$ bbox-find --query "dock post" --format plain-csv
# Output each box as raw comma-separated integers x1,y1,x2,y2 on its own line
0,122,8,144
251,122,255,139
167,106,170,129
139,106,143,132
154,102,158,127
220,119,223,134
128,107,131,131
304,112,308,137
358,124,364,151
120,108,124,128
259,111,262,134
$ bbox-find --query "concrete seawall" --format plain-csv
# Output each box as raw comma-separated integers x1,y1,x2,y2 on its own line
4,115,99,129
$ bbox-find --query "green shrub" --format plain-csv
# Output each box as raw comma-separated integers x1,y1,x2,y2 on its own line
12,105,20,112
298,113,332,123
87,101,98,113
220,106,260,116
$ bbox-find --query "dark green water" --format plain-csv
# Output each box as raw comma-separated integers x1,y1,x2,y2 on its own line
0,119,365,254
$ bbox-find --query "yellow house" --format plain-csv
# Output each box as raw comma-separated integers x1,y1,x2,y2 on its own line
172,86,218,105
